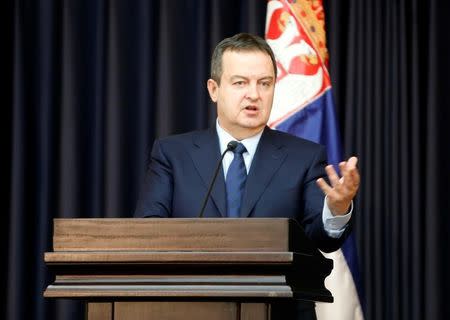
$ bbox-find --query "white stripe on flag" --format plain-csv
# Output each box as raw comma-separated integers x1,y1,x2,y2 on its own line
316,249,364,320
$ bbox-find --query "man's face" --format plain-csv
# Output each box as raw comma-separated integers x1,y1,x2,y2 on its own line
207,50,275,140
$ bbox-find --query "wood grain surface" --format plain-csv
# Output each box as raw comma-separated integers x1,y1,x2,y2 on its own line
52,218,290,252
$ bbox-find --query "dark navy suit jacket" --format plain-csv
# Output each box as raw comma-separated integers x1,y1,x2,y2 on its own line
135,126,351,253
134,126,353,319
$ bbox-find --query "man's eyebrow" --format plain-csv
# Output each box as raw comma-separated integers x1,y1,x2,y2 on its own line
258,76,275,81
229,75,248,81
229,75,274,81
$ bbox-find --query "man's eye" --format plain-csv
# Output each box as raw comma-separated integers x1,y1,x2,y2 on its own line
261,81,272,87
234,81,245,86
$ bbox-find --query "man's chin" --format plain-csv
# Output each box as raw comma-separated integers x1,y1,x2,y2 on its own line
238,121,267,132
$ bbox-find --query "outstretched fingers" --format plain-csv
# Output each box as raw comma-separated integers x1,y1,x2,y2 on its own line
325,164,340,187
316,177,332,195
341,157,360,190
316,156,361,215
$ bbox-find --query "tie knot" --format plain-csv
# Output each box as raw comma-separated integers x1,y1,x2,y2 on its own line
233,143,247,155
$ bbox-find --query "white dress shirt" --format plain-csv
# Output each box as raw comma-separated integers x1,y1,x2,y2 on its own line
216,120,352,238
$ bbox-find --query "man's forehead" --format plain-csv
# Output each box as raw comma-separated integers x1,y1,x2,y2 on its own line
221,50,275,76
222,49,271,61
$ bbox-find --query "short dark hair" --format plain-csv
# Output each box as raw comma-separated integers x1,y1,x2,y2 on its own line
210,33,277,84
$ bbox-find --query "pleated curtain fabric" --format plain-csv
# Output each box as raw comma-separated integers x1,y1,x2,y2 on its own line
3,0,450,319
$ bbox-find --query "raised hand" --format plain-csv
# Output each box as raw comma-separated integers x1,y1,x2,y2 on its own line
316,156,360,216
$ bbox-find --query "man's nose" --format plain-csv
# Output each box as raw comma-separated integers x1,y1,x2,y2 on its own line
246,83,260,100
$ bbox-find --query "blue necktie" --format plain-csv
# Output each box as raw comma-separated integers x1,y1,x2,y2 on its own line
226,143,247,217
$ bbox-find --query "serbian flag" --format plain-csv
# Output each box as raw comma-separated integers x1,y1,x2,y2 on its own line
265,1,364,319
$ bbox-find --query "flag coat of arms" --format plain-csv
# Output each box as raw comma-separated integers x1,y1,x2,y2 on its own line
265,1,364,319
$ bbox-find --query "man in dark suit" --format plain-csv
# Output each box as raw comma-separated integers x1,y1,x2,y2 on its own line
135,33,360,319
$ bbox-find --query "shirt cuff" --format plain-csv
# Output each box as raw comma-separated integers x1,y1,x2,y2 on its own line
322,196,353,238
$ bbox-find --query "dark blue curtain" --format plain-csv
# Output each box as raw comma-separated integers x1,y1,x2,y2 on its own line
4,0,450,319
324,1,450,319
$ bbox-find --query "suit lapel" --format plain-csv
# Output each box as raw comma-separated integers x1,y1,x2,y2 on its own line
189,128,227,217
240,128,287,217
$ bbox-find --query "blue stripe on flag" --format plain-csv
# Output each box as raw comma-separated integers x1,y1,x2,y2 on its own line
275,89,365,310
275,90,342,167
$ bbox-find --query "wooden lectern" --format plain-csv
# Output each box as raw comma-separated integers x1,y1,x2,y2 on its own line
44,218,333,320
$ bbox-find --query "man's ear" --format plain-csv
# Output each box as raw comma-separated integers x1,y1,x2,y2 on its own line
207,79,219,102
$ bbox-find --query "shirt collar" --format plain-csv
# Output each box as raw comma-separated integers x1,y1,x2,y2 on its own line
215,119,263,157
